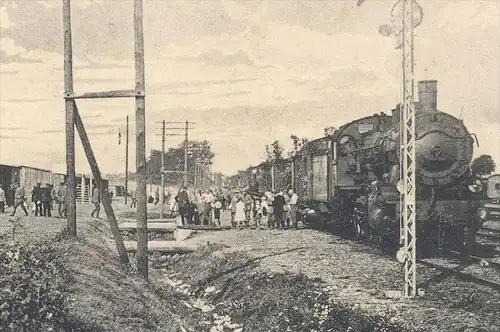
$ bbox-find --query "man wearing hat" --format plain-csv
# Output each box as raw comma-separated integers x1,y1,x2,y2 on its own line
10,183,28,217
32,183,43,216
40,183,52,217
176,186,189,225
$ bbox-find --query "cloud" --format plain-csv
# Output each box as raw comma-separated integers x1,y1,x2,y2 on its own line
2,0,247,62
0,69,19,75
211,91,251,98
149,78,258,92
1,98,53,103
0,126,25,131
179,49,254,66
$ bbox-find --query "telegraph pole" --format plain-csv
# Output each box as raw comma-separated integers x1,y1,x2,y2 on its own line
63,0,76,237
134,0,148,280
125,115,129,205
160,120,165,219
184,121,189,185
156,121,194,187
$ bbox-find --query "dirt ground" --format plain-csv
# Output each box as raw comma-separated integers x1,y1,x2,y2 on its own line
1,200,499,331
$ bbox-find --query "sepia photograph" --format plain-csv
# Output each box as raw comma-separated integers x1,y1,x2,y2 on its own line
0,0,499,331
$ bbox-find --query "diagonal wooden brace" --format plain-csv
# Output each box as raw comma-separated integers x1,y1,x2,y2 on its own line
73,101,130,265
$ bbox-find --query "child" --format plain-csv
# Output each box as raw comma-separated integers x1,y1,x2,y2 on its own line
213,198,222,226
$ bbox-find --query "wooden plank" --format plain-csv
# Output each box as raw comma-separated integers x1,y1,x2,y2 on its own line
66,90,139,99
177,225,232,231
121,218,177,223
74,104,129,265
124,241,197,253
63,0,76,237
119,222,176,231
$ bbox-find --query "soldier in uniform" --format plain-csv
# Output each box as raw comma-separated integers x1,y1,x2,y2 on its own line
10,184,28,216
41,183,52,217
90,184,100,218
32,183,43,216
58,182,67,217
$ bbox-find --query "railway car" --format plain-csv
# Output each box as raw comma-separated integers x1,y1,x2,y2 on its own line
0,164,53,205
294,80,496,253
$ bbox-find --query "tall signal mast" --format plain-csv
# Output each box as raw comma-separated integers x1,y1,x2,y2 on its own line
380,0,423,298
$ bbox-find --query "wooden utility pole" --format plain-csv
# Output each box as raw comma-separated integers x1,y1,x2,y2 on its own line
125,115,129,205
63,0,76,237
184,121,188,185
134,0,148,280
160,120,165,219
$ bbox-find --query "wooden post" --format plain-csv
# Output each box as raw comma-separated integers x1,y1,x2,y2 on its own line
63,0,76,236
184,121,188,185
80,175,85,203
125,115,129,204
160,120,165,219
194,162,197,188
134,0,148,280
74,104,129,265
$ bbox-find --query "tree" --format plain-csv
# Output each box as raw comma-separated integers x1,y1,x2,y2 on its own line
324,126,336,137
289,134,308,157
265,140,284,162
146,140,215,186
471,155,496,177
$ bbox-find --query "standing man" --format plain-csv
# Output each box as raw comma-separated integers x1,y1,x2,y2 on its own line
288,189,299,229
273,191,286,230
202,189,215,225
0,185,5,213
10,184,28,216
90,183,100,218
176,186,189,225
32,183,42,216
243,191,253,227
154,188,160,205
130,190,137,208
51,184,58,211
58,182,67,217
41,183,52,217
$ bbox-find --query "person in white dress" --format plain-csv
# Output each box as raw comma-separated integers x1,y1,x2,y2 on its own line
234,197,246,230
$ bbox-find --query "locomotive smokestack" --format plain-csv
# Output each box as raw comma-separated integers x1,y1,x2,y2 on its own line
417,80,437,112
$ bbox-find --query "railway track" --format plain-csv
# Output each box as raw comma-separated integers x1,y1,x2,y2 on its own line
304,220,500,291
417,258,500,291
478,227,500,242
418,248,500,291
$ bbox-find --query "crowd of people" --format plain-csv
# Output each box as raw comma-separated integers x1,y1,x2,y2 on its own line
0,182,69,218
170,186,301,230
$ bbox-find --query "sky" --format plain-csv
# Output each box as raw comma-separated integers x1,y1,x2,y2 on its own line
0,0,499,176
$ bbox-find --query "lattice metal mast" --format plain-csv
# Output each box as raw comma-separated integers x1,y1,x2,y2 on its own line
380,0,422,298
400,0,420,298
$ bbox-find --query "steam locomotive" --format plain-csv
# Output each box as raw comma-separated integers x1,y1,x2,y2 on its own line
233,80,500,253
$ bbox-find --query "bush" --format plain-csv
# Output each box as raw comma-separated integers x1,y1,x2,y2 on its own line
0,238,97,331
